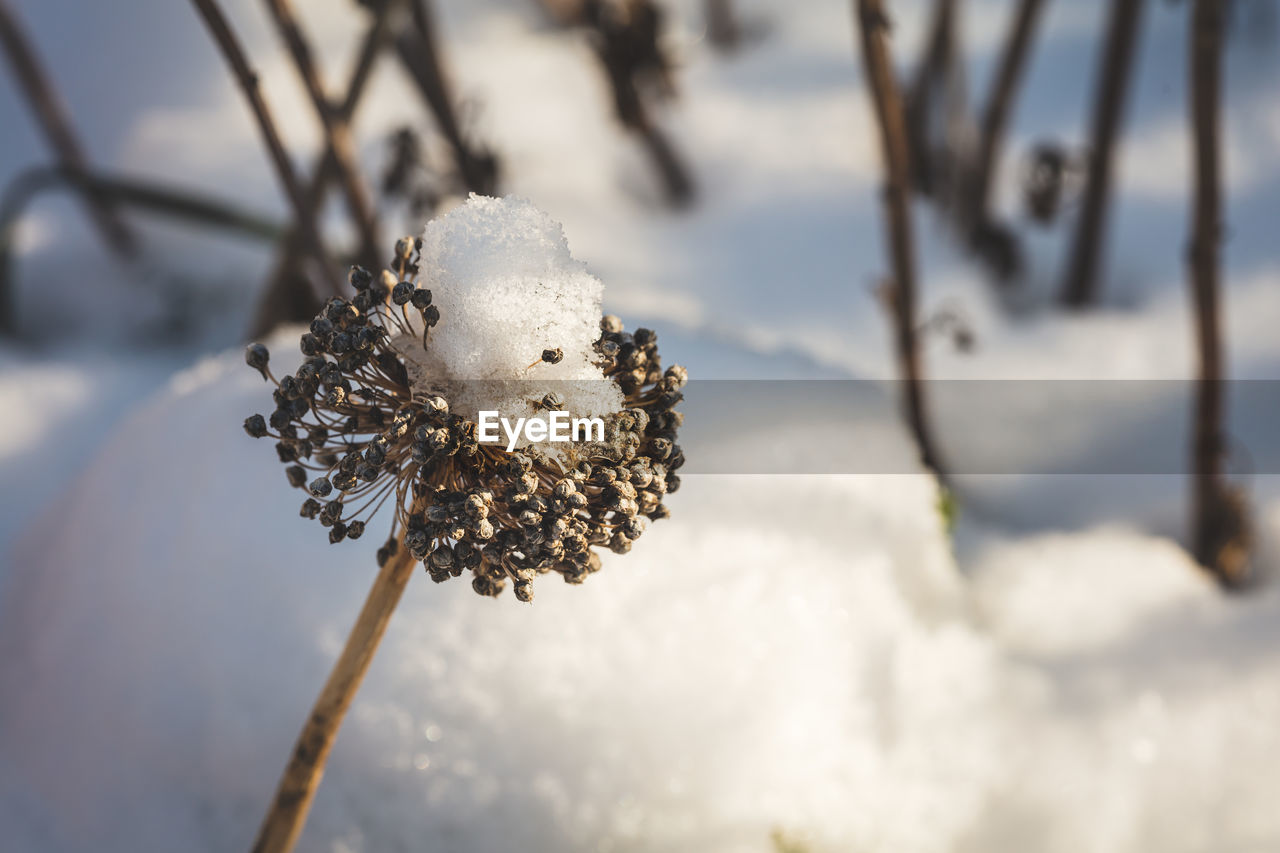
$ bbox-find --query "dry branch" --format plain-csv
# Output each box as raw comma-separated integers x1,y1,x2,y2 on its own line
967,0,1047,229
904,0,957,199
251,0,399,338
262,0,382,270
854,0,947,483
0,0,137,261
190,0,340,296
251,543,417,853
1059,0,1144,308
393,0,498,195
704,0,741,51
1187,0,1249,586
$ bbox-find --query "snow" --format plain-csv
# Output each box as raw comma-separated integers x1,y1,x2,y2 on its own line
399,194,624,429
1,0,1280,850
4,351,1280,852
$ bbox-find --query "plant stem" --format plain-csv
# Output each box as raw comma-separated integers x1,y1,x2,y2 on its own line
251,543,417,853
904,0,956,198
0,166,284,337
393,0,498,195
1059,0,1144,308
262,0,382,271
0,0,137,263
854,0,947,484
1187,0,1245,586
704,0,741,52
968,0,1047,228
251,0,399,338
189,0,340,296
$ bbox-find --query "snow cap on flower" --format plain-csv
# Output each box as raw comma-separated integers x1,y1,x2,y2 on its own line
242,196,685,601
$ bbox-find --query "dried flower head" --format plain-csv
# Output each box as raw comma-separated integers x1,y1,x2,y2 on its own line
244,239,684,601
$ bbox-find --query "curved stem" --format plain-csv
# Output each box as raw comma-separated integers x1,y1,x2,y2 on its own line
0,0,138,257
968,0,1047,227
251,542,416,853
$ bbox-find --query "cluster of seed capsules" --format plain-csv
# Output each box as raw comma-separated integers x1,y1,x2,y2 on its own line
243,239,685,602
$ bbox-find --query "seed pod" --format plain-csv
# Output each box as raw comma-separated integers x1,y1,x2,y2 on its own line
392,280,415,305
244,414,268,438
245,343,270,378
349,265,374,290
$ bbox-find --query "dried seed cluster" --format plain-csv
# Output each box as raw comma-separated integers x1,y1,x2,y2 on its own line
244,238,685,601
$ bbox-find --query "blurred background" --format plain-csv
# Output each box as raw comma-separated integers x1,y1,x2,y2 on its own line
1,0,1279,850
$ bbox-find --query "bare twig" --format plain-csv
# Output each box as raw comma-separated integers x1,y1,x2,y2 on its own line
306,0,397,219
189,0,340,295
1,167,283,243
704,0,741,51
585,0,695,206
1059,0,1144,308
262,0,382,270
1,166,285,336
0,0,137,260
528,1,693,204
252,0,399,338
967,0,1047,228
252,543,416,853
904,0,957,198
392,0,498,195
1188,0,1249,587
535,0,586,27
854,0,947,483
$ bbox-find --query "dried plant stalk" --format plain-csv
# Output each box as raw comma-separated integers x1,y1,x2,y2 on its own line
531,0,693,205
0,0,137,261
252,0,399,338
1059,0,1144,308
704,0,741,51
262,0,382,269
967,0,1047,228
904,0,957,198
1187,0,1248,587
854,0,947,482
393,0,497,195
251,543,416,853
189,0,339,295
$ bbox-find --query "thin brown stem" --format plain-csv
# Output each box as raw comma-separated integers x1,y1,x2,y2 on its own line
305,0,397,222
1059,0,1144,308
189,0,340,296
1188,0,1247,586
262,0,382,270
251,542,417,853
904,0,956,198
251,0,399,338
704,0,741,51
587,1,694,206
854,0,947,484
0,0,137,258
392,0,497,195
968,0,1047,228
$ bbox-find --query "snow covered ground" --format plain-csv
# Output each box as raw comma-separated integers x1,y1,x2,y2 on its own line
2,0,1279,850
